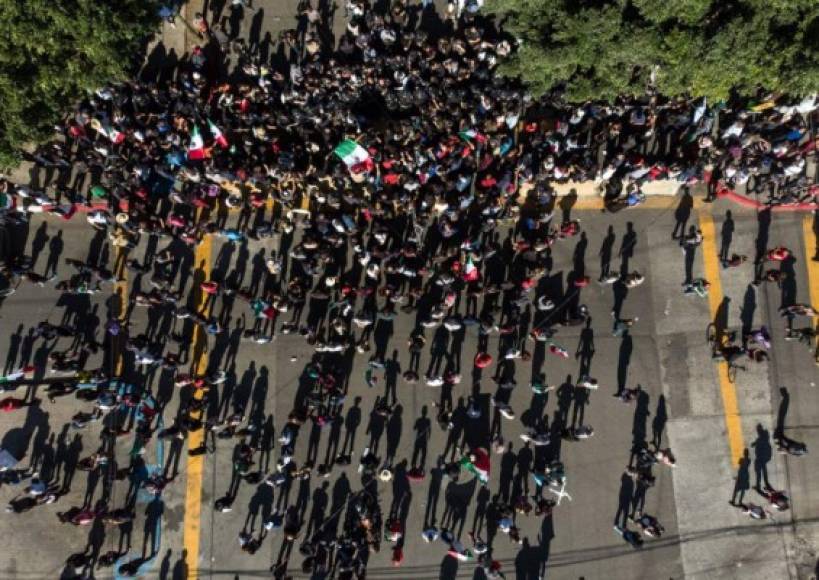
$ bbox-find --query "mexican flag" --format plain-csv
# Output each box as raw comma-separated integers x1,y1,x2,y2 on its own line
460,448,490,483
187,125,207,160
102,123,125,144
334,139,372,173
462,254,480,282
208,119,229,149
459,129,478,142
458,129,486,144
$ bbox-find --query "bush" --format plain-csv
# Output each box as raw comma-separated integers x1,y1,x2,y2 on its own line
485,0,819,103
0,0,161,170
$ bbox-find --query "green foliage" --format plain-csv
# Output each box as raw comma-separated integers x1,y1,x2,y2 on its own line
485,0,819,103
0,0,160,170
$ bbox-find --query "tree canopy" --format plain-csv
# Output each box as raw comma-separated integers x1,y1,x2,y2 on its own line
0,0,160,169
485,0,819,103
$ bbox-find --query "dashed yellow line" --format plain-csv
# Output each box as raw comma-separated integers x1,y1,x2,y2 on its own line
699,211,745,467
803,215,819,363
182,232,212,579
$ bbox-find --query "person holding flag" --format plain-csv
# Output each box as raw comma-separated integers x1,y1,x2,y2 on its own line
187,124,209,160
208,119,229,149
333,139,374,174
459,447,490,484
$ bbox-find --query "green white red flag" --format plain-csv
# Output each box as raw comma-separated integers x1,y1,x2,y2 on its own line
187,125,207,160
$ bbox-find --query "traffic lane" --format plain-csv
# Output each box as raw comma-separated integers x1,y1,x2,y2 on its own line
0,217,169,578
270,210,681,577
115,206,682,576
647,205,758,578
754,212,819,578
499,328,682,580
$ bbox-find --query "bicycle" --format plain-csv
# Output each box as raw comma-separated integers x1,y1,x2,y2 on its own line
705,323,746,383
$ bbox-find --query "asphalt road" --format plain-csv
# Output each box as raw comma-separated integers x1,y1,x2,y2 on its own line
1,196,818,580
1,0,819,579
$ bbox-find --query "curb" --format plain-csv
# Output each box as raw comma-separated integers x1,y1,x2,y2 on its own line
716,186,818,213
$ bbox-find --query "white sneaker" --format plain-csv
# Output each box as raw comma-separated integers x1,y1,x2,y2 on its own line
505,348,521,360
426,376,444,387
499,406,516,420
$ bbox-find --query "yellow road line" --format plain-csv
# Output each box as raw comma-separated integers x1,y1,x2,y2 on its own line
802,215,819,363
183,232,212,579
699,211,745,466
114,245,128,375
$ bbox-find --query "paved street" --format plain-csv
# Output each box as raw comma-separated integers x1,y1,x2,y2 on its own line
1,196,818,579
1,1,819,579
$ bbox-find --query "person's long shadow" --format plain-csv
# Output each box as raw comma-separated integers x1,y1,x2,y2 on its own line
158,548,173,580
1,399,48,462
172,548,188,580
672,188,693,239
720,210,734,262
751,423,773,491
619,222,637,277
632,387,650,444
614,472,634,527
779,255,798,309
514,536,543,580
248,7,264,51
572,232,589,278
212,241,235,284
499,442,516,503
813,210,819,261
140,42,167,84
231,361,257,416
774,387,806,452
418,1,447,40
3,323,24,375
616,331,633,395
29,221,49,271
61,432,84,494
384,404,403,465
537,508,556,578
651,394,667,449
714,297,731,342
731,448,751,505
576,318,595,378
753,208,772,281
244,480,273,534
425,457,445,527
611,280,628,320
227,4,244,40
559,189,579,224
775,387,790,440
439,553,458,580
248,365,269,426
739,284,756,340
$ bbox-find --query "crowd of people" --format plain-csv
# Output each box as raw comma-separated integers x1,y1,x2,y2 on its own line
0,0,817,577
